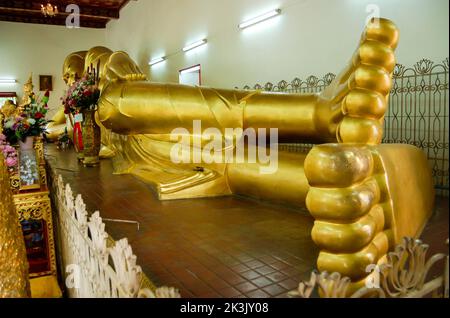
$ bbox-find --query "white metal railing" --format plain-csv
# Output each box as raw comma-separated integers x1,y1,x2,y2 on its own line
52,174,180,298
290,237,449,298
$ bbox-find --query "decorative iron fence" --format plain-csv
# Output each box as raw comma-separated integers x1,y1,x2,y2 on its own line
241,58,449,195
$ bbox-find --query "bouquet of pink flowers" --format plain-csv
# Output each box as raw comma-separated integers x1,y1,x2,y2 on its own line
62,72,100,115
0,133,18,171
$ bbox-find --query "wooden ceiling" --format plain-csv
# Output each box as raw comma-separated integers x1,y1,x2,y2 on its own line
0,0,134,28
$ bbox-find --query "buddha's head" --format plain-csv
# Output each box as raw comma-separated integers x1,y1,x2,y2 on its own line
84,46,115,90
84,47,113,77
62,51,87,85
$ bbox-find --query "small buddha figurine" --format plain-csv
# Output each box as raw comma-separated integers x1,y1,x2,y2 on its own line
18,73,35,113
1,99,17,118
0,100,17,133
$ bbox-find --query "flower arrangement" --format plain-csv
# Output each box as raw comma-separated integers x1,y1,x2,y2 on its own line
0,133,18,171
62,72,100,115
3,91,50,144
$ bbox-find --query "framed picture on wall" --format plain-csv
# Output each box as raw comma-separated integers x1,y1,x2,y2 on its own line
39,75,53,91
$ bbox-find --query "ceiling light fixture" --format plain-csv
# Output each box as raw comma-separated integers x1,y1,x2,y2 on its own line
238,9,281,29
41,3,59,17
149,56,166,66
0,79,17,84
182,39,208,53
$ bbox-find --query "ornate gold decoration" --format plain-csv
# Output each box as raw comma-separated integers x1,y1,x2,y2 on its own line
6,136,60,297
82,109,101,166
13,191,57,278
290,238,449,298
9,137,47,194
0,154,30,298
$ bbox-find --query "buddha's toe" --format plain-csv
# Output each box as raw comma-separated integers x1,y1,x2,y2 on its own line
305,144,389,281
319,18,399,145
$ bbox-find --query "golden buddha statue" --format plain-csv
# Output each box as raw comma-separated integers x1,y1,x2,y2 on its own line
1,100,17,133
46,51,87,142
18,73,35,114
64,18,434,291
46,50,115,158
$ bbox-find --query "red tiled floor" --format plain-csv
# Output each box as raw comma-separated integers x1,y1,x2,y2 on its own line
244,260,265,269
254,265,277,276
266,271,289,283
278,278,299,290
234,281,258,294
218,286,242,298
250,277,273,288
230,264,251,273
45,145,449,298
240,270,261,281
246,289,271,298
262,284,288,297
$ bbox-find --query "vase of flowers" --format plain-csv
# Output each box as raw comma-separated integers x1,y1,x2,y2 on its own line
62,70,101,166
3,91,50,148
19,136,34,151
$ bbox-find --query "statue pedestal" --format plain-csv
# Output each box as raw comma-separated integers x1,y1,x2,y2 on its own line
10,137,62,298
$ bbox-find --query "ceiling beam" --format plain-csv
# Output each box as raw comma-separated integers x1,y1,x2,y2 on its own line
0,14,106,28
0,1,121,19
0,0,134,28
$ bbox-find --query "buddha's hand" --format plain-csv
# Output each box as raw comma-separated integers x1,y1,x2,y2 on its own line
316,18,399,145
304,144,389,281
104,51,147,82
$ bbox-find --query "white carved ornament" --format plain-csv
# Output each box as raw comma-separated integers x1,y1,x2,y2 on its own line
53,174,181,298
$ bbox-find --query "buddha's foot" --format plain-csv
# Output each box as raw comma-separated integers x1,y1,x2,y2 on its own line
316,18,399,145
304,143,434,292
305,144,388,286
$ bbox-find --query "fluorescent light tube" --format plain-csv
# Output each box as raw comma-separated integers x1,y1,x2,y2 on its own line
183,39,207,52
180,65,201,75
0,79,17,84
239,9,281,29
149,57,166,66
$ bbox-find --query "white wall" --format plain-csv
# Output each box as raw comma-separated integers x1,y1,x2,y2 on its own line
0,0,447,114
0,22,105,118
106,0,449,89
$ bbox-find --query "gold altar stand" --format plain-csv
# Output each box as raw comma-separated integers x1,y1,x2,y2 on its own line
10,138,62,298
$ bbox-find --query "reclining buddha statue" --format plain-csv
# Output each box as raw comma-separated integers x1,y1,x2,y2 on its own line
46,50,115,158
46,51,87,142
58,18,435,291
